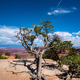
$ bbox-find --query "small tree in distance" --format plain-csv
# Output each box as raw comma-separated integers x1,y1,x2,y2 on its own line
15,20,55,80
15,54,21,59
5,52,11,56
0,55,8,59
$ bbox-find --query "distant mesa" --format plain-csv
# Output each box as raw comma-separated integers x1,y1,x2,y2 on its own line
0,47,34,59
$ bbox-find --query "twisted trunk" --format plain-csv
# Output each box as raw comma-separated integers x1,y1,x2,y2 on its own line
36,54,42,80
65,67,73,80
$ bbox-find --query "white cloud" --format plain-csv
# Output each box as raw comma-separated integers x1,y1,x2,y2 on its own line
72,7,77,10
0,25,19,38
34,32,80,47
0,25,19,45
72,31,80,35
48,12,51,15
0,25,44,47
54,31,80,47
54,32,72,37
47,7,77,15
0,26,80,47
34,38,39,42
48,9,71,15
34,36,44,46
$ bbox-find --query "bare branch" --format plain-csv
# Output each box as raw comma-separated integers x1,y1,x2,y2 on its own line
27,72,37,79
41,45,55,55
37,47,41,54
22,43,39,56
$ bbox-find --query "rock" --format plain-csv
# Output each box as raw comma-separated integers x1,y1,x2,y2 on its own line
0,61,10,69
0,69,12,75
62,65,69,70
42,69,62,75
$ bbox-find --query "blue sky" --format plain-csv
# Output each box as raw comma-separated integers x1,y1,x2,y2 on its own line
0,0,80,47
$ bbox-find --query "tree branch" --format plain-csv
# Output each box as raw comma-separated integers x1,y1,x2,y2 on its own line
41,45,55,55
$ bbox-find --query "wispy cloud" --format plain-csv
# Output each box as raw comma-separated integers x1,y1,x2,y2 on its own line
0,26,80,47
56,0,62,8
0,25,18,38
47,7,77,15
72,7,77,10
34,31,80,47
0,25,43,47
0,25,19,45
54,31,80,47
72,31,80,35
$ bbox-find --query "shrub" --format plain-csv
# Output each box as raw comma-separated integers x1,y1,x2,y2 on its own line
42,48,59,61
0,55,8,59
15,54,21,59
59,48,80,78
5,52,10,56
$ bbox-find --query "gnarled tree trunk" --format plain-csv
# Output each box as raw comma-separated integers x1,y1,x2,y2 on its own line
65,67,73,80
36,54,42,80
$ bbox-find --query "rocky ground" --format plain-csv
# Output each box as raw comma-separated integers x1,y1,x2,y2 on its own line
0,59,80,80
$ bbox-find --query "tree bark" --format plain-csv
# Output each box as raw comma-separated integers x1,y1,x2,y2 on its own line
36,54,42,80
65,67,72,80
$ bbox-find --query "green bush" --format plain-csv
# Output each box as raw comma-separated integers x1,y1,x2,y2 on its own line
42,48,59,61
5,52,10,56
60,48,80,76
0,55,8,59
15,54,21,59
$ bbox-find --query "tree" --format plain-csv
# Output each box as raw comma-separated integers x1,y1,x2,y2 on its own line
0,55,7,59
59,41,73,53
43,37,73,62
15,54,21,59
15,20,55,80
60,48,80,79
43,35,61,61
5,52,11,56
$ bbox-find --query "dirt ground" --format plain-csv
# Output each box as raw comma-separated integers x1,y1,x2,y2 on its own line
0,59,80,80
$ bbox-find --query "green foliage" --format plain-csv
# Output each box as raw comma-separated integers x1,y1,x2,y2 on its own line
26,35,36,42
42,48,59,61
58,61,63,67
19,20,54,47
0,55,7,59
40,32,46,37
58,41,73,53
47,35,61,47
69,47,77,56
43,35,73,61
60,48,80,73
32,20,54,38
41,20,54,34
15,54,21,59
5,52,10,56
23,28,32,33
63,41,73,48
34,25,43,36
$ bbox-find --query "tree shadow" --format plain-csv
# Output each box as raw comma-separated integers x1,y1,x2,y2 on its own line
12,59,37,74
56,70,80,79
42,62,57,70
42,62,69,80
7,59,70,80
6,59,37,75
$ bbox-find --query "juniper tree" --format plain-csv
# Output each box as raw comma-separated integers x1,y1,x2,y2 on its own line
43,36,73,62
60,48,80,79
59,41,73,53
15,20,55,80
